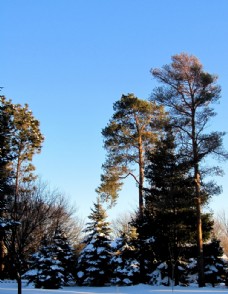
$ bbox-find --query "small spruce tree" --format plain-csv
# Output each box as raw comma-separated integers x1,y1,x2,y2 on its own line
25,236,64,289
110,227,140,285
186,238,228,286
52,229,76,285
77,198,112,286
25,230,76,289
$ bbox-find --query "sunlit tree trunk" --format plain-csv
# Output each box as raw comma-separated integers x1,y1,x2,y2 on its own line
136,115,144,218
192,109,205,287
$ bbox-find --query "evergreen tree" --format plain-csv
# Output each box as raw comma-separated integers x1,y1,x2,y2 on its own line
204,239,227,286
184,239,228,286
25,237,65,289
151,53,228,286
142,128,213,285
77,198,112,286
96,94,167,282
0,96,15,277
0,96,44,294
97,93,167,217
110,227,140,285
131,211,156,284
25,230,76,289
0,94,44,294
53,229,76,285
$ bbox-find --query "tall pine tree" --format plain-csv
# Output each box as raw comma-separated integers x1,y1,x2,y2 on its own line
151,53,227,286
97,93,167,217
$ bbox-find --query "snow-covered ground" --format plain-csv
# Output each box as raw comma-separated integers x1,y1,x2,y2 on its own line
0,281,228,294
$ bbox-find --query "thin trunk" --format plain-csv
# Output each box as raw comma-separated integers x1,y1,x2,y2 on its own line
15,156,22,293
15,157,21,203
136,120,144,218
138,143,144,219
17,271,22,294
138,132,145,282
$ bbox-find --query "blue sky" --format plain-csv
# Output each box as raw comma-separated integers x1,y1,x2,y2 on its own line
1,0,228,220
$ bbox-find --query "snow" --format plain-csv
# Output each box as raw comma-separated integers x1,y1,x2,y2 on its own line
77,271,84,278
84,244,94,251
0,281,227,294
87,266,98,272
50,265,64,271
116,257,122,263
97,247,105,254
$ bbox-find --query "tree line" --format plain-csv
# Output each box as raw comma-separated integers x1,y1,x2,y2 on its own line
0,53,227,292
0,95,83,293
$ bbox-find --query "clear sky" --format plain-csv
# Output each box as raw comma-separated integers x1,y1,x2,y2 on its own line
1,0,228,221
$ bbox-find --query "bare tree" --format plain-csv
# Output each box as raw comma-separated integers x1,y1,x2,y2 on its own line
111,211,135,238
3,179,83,285
213,211,228,256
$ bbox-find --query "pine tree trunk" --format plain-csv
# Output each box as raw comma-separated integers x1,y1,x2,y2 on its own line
192,109,205,287
138,130,145,282
193,148,205,287
195,171,205,287
138,132,144,218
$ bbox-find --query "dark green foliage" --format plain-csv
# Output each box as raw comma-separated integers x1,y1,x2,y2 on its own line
148,259,189,286
25,237,65,289
25,229,76,289
184,239,228,286
25,230,76,289
130,212,156,283
110,228,140,285
203,239,227,286
144,130,195,248
147,240,227,287
77,198,112,286
0,96,17,278
139,128,213,285
0,96,15,223
52,229,76,285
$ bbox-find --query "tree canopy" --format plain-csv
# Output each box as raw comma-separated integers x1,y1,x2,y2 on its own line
97,93,167,216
